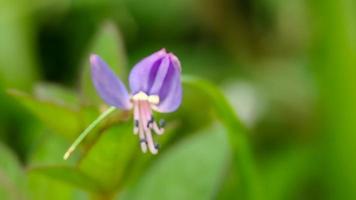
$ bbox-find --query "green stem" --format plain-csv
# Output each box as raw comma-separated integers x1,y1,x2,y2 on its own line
64,106,116,160
182,75,262,200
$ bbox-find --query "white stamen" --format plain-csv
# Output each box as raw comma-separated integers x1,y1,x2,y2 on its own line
152,122,164,135
134,124,139,134
132,91,148,101
133,101,139,135
137,101,147,153
132,91,165,154
141,101,158,154
133,92,160,104
148,95,160,104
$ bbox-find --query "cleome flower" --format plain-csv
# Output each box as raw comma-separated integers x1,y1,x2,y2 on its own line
90,49,182,154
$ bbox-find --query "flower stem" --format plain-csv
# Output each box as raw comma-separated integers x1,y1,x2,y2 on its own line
63,106,117,160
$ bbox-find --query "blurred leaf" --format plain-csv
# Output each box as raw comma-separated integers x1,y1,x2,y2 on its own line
0,143,26,200
29,166,102,193
7,89,81,139
121,125,229,200
309,0,356,199
34,82,80,109
80,21,128,106
0,88,43,162
117,124,179,189
182,75,262,200
79,122,137,193
124,0,196,37
32,0,71,15
0,0,38,90
27,131,87,200
29,131,75,166
28,172,87,200
214,165,240,200
262,146,314,200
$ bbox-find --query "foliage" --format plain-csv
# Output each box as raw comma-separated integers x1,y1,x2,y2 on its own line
0,0,355,199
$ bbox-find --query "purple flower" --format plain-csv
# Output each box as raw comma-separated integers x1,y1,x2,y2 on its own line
90,49,182,154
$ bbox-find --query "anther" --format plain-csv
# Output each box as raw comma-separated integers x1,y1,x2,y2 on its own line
139,139,147,144
159,119,165,128
147,117,154,128
155,143,160,150
134,120,139,127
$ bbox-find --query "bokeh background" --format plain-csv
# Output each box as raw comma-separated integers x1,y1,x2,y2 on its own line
1,0,356,199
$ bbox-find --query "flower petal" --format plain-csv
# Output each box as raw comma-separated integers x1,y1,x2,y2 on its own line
148,56,170,95
90,54,131,109
155,60,182,113
168,52,181,72
129,49,167,94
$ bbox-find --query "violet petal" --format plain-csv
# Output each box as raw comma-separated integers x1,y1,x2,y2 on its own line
155,58,182,113
90,54,132,110
148,56,170,94
129,49,167,94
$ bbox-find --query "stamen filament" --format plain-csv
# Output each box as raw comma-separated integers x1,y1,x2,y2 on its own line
138,108,147,153
152,122,164,135
132,92,166,154
140,101,158,154
147,117,154,128
133,101,139,135
135,101,147,153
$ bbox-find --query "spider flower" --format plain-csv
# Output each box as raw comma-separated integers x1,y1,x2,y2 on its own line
90,49,182,154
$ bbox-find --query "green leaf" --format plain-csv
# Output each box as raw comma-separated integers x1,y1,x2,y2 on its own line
80,21,128,106
262,146,313,200
182,75,262,200
0,145,24,199
29,166,102,193
34,83,80,109
28,172,88,200
0,0,38,90
27,132,88,200
79,122,138,193
29,131,77,166
0,143,26,200
0,144,23,178
309,0,356,199
124,0,196,37
7,89,81,139
122,125,229,200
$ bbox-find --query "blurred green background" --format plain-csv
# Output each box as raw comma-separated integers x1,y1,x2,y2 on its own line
1,0,356,199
